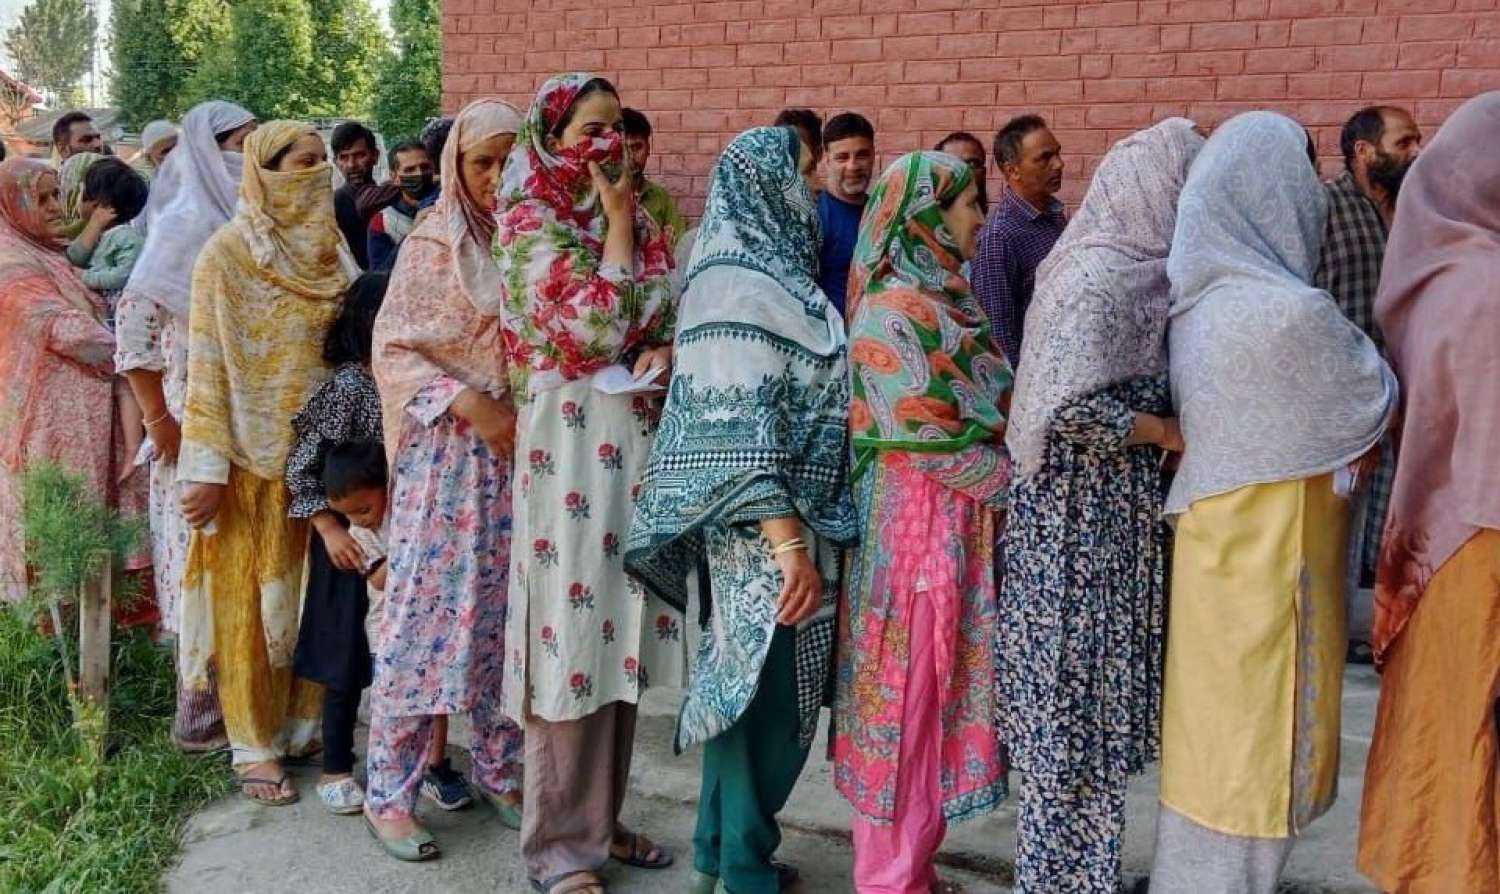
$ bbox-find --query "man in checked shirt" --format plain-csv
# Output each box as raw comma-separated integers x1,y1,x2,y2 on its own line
1315,105,1422,661
971,114,1066,370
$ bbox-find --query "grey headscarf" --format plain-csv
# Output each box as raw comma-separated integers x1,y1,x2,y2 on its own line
1164,111,1396,513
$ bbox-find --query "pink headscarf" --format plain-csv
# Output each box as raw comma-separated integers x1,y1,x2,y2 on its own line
1372,91,1500,663
372,99,524,462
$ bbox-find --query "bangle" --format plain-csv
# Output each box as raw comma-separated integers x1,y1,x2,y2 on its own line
771,538,807,556
143,410,171,428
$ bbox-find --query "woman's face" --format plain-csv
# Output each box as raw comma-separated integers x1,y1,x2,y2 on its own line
549,90,622,153
940,181,985,261
35,174,64,240
276,133,328,172
220,121,257,152
797,139,817,197
461,133,516,214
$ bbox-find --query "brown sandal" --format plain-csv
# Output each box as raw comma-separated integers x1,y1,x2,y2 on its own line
531,870,606,893
610,831,673,869
236,771,299,806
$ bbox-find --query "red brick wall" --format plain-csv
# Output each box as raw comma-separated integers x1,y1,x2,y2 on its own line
444,0,1500,214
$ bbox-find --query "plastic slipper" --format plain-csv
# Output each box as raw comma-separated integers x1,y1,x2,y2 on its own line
236,772,299,806
610,831,673,869
477,786,523,831
530,870,606,894
363,813,440,862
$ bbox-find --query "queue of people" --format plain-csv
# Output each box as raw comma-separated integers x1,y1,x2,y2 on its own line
0,73,1496,894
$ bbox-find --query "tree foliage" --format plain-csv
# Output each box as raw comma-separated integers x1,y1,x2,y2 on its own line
5,0,97,102
304,0,387,119
182,0,318,118
110,0,229,127
372,0,440,142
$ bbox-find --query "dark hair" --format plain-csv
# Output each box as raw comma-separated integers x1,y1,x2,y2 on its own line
994,114,1048,168
214,124,246,146
774,108,824,153
388,139,428,167
621,107,652,139
0,138,8,162
421,117,454,172
265,140,298,170
82,158,149,224
822,112,874,148
330,121,378,156
323,272,389,365
53,111,92,147
319,440,387,500
1305,128,1320,170
550,78,620,139
935,131,989,213
1339,105,1397,172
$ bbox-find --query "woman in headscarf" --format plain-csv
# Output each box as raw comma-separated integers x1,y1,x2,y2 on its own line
131,119,179,182
835,151,1010,894
363,98,527,861
1358,91,1500,894
117,99,256,752
998,119,1202,893
1149,111,1396,892
177,120,355,806
59,150,106,239
0,159,128,602
493,72,684,894
626,126,855,894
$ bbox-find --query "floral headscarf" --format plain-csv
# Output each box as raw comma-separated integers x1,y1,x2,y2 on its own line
59,151,106,237
493,72,676,395
846,151,1012,479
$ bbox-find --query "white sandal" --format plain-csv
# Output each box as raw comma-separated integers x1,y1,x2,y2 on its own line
317,777,365,815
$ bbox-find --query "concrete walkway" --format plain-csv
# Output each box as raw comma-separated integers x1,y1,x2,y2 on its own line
167,667,1381,893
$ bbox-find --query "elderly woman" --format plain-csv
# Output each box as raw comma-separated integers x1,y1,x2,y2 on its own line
0,159,127,602
363,98,527,861
117,100,256,752
131,120,179,182
627,126,855,894
835,151,1010,894
999,119,1202,893
1359,92,1500,893
177,121,356,806
1150,111,1396,892
494,72,684,894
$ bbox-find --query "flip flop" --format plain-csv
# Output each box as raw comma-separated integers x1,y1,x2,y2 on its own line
530,870,606,893
610,831,673,869
363,813,440,862
236,771,299,806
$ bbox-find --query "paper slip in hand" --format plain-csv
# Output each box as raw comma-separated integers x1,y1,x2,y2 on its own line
592,363,666,395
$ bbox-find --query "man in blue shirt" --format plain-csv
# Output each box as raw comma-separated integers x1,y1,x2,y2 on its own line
816,112,875,317
971,114,1067,368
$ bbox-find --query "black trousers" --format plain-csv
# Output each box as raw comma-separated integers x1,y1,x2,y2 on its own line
323,686,360,775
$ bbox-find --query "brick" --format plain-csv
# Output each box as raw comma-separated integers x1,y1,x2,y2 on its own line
896,11,954,33
751,65,803,86
887,83,941,105
831,38,885,60
1098,24,1162,49
993,29,1063,54
1244,46,1317,71
1316,43,1400,68
1076,1,1140,26
1160,23,1193,47
822,15,873,37
904,59,962,81
1378,0,1456,10
802,63,854,84
839,85,891,106
959,58,1023,81
1287,71,1354,96
692,88,739,107
1062,28,1099,52
1084,77,1149,100
1216,73,1290,98
734,43,782,65
1191,21,1260,47
1113,52,1178,76
1457,36,1500,62
1025,79,1086,102
1085,103,1156,126
1361,16,1400,42
1020,55,1083,78
937,33,999,57
746,18,799,42
784,85,837,105
1268,0,1341,14
646,88,695,110
884,34,941,56
872,14,899,35
1169,0,1237,19
1398,39,1459,65
1148,75,1220,98
1291,17,1368,44
1138,0,1171,20
1399,13,1477,39
1441,66,1500,92
738,87,787,108
939,82,998,105
680,22,726,45
1176,49,1247,73
850,62,899,84
1044,4,1079,27
1362,69,1443,94
1480,14,1500,34
1081,53,1114,77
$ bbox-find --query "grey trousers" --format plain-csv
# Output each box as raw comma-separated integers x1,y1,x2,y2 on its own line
1149,807,1294,894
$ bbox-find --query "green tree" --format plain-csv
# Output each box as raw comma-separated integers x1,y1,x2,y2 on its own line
111,0,229,126
4,0,97,102
304,0,387,119
183,0,317,118
372,0,440,142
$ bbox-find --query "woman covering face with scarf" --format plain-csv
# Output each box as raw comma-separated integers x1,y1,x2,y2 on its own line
492,72,684,894
177,120,356,807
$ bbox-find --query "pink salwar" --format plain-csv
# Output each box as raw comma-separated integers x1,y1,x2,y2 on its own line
851,592,945,894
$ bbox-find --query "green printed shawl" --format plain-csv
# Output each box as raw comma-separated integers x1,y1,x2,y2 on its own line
846,151,1012,480
625,126,857,614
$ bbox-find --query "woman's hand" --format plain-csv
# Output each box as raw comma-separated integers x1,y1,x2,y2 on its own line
146,414,182,463
453,388,517,461
633,345,672,385
590,160,635,226
1156,417,1185,453
774,548,823,626
180,483,225,528
1127,413,1185,452
313,511,365,572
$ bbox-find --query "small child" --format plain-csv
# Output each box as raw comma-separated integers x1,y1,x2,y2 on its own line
67,158,149,319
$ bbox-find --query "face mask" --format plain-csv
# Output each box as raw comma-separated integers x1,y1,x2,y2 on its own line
400,172,435,197
553,131,625,196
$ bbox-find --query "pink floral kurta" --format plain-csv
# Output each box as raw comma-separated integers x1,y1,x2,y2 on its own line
834,453,1008,823
503,381,685,724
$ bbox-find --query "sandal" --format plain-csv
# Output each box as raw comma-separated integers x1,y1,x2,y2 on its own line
530,870,606,893
363,813,440,862
610,830,673,869
236,771,299,806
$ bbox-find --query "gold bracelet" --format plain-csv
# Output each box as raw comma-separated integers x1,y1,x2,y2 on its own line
771,538,807,556
143,410,171,428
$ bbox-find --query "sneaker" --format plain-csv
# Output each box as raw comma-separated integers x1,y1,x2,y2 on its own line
420,759,474,811
317,777,365,815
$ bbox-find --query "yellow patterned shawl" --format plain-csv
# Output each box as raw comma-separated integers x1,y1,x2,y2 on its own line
182,121,354,479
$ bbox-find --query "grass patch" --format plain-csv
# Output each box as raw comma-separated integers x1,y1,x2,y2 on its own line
0,610,231,893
